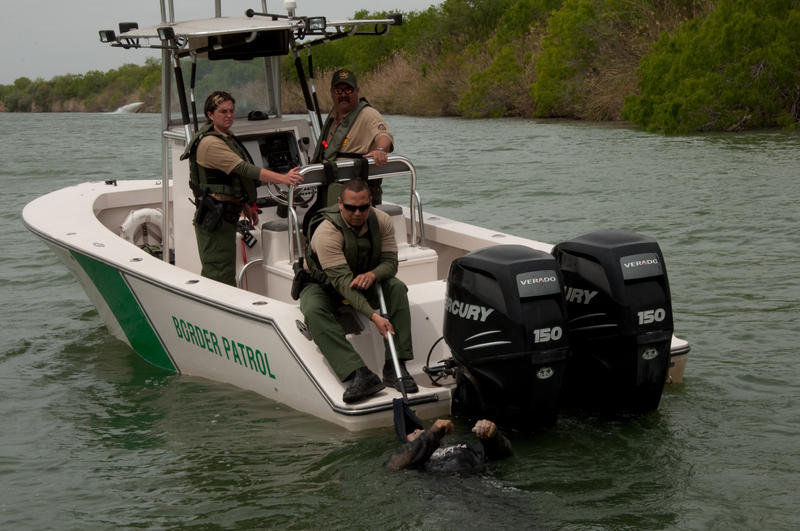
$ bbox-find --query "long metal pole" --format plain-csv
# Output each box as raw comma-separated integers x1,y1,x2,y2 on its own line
259,0,280,116
292,44,320,139
307,49,323,133
377,283,409,402
271,57,282,117
160,1,172,263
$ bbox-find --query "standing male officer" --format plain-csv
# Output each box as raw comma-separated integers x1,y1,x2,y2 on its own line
312,69,393,205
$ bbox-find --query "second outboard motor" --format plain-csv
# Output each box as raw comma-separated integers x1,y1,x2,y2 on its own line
444,245,569,429
552,230,674,413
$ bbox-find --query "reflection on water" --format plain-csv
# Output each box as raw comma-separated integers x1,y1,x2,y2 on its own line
1,113,799,528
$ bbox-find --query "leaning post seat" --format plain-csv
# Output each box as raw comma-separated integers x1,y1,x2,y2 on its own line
288,157,438,286
260,218,295,301
375,203,407,245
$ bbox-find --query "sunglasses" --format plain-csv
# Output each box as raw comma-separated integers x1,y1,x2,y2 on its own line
342,203,370,212
334,87,355,95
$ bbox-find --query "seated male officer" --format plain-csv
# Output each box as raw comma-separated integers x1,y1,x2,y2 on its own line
299,179,418,403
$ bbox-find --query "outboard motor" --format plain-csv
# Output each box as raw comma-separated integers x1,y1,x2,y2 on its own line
552,230,673,413
444,245,569,429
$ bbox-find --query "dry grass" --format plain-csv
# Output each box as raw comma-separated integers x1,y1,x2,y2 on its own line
280,80,311,114
366,53,475,116
281,54,474,117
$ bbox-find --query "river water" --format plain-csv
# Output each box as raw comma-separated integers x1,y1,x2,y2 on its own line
2,113,798,529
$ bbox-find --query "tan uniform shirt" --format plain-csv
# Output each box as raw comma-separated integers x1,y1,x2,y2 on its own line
325,106,394,157
311,207,398,270
196,135,243,174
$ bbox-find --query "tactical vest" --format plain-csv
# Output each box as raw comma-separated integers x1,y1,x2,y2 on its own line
306,205,382,279
312,99,372,163
181,122,257,202
307,99,374,213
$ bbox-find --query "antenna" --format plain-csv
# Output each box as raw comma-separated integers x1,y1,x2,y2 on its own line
284,0,297,18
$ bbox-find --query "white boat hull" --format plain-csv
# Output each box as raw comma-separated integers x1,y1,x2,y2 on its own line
24,180,459,430
24,179,689,430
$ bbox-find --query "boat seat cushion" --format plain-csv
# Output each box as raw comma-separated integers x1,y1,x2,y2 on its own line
376,203,407,245
375,203,402,216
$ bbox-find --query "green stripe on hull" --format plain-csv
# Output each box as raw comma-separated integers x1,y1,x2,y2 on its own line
70,251,176,372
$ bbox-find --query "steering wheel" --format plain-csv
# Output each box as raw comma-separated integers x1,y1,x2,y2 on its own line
266,182,317,208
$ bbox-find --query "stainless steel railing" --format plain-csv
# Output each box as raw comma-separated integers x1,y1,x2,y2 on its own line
286,155,425,263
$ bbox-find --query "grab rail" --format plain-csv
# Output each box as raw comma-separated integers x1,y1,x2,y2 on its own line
237,258,263,288
286,155,424,263
287,205,303,264
412,189,426,247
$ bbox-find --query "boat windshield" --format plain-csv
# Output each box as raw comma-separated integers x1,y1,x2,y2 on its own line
169,56,272,124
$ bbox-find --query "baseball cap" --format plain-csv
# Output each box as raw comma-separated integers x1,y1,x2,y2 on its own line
331,69,358,89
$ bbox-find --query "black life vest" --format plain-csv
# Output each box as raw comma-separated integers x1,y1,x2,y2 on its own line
181,122,257,202
312,99,372,163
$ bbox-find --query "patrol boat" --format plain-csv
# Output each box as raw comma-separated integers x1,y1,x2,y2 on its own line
22,0,690,431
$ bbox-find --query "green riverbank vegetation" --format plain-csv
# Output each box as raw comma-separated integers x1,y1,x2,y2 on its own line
2,0,798,133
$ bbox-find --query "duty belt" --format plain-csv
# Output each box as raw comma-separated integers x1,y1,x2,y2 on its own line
208,192,243,203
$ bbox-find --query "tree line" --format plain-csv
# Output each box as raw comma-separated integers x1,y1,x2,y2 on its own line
2,0,798,133
0,58,162,113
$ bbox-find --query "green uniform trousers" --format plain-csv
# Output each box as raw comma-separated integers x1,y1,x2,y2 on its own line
299,276,413,381
194,218,238,286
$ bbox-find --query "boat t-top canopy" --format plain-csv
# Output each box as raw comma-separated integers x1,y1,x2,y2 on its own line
96,1,403,265
99,10,402,58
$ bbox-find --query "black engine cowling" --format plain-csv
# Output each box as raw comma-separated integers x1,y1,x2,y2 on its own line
552,230,674,413
444,245,569,429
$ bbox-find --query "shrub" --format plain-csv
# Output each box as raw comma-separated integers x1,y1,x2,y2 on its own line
459,46,528,117
530,0,600,116
623,0,800,132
